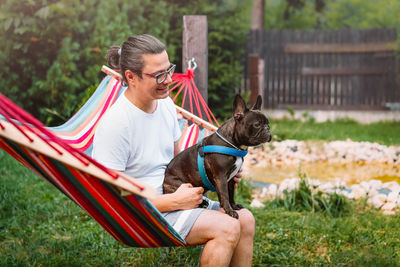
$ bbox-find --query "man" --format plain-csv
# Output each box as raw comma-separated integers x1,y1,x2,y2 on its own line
92,34,255,266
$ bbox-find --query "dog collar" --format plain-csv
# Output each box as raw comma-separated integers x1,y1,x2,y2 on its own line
197,144,248,192
215,131,240,150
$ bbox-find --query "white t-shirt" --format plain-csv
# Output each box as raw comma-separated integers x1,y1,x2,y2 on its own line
92,93,181,195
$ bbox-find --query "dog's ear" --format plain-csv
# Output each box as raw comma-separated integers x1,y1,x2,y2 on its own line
251,95,262,110
233,94,247,120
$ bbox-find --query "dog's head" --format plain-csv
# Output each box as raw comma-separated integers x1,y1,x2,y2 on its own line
232,94,272,146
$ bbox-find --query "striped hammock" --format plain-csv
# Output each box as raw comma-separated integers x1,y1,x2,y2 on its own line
0,66,217,248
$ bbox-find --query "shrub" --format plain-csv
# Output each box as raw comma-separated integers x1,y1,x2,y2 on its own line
270,178,350,217
0,0,252,125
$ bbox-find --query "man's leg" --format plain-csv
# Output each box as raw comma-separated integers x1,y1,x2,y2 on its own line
185,208,255,267
229,208,255,267
185,210,241,267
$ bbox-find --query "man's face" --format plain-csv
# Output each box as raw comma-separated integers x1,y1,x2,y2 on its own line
137,50,172,100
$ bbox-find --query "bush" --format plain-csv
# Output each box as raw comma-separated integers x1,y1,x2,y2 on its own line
270,178,350,217
0,0,252,125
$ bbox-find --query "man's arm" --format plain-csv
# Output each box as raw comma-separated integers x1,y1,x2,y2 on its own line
114,167,203,212
174,140,180,156
150,141,203,212
150,183,204,212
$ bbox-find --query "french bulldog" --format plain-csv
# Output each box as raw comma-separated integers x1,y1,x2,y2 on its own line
163,94,272,218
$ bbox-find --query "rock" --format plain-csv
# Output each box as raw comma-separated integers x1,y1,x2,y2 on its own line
381,202,396,211
250,199,265,208
387,191,400,204
368,194,387,209
267,184,278,196
383,210,396,215
278,178,299,193
333,177,347,188
259,187,269,198
382,181,400,192
351,185,367,199
317,182,334,192
367,188,379,198
360,181,370,192
343,191,355,199
368,179,383,191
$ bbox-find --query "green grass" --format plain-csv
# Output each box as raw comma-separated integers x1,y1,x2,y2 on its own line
253,203,400,266
2,147,400,266
0,150,202,266
271,118,400,146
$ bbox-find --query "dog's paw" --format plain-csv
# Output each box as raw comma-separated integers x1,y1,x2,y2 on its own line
231,203,244,210
226,210,239,219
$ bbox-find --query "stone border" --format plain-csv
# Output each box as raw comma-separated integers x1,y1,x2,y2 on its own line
250,178,400,215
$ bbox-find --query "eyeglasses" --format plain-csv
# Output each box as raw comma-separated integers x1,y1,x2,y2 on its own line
142,64,176,84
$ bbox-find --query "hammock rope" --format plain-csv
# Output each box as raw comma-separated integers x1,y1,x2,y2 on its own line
169,60,220,128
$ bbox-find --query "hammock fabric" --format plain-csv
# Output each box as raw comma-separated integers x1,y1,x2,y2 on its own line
0,66,217,248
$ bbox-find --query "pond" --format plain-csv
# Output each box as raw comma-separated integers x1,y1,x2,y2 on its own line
243,140,400,186
246,161,400,186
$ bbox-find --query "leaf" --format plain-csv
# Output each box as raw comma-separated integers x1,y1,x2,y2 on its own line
3,18,12,31
35,6,50,19
14,27,27,35
13,43,22,50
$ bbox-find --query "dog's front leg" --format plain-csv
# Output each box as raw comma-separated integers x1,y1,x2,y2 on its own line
210,171,238,219
228,179,244,210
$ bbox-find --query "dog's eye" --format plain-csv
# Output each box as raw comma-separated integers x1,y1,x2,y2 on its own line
253,122,261,128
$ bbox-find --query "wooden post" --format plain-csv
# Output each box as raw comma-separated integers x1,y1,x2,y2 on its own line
258,58,265,106
182,15,208,117
249,54,260,106
251,0,265,30
249,0,265,106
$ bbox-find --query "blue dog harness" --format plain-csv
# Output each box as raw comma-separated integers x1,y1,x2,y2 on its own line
197,132,248,192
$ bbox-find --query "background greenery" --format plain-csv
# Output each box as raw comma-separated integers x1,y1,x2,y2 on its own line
0,0,252,125
1,0,400,125
265,0,400,30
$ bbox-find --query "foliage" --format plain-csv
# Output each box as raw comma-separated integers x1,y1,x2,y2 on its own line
324,0,400,29
264,0,400,30
0,0,252,125
270,177,350,217
265,0,322,29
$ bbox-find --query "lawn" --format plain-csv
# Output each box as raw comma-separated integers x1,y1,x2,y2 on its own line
1,119,400,266
271,118,400,146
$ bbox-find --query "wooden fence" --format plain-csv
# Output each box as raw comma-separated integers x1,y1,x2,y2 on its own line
245,28,400,110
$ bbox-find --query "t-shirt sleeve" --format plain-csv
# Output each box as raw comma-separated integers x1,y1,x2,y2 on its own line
91,115,130,171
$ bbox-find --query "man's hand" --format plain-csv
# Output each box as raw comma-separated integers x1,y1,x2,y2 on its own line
172,183,204,210
150,183,204,212
233,168,243,188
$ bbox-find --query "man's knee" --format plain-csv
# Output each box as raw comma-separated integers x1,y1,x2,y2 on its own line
238,209,255,237
218,217,241,247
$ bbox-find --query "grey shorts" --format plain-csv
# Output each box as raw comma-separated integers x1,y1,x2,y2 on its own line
161,197,220,240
